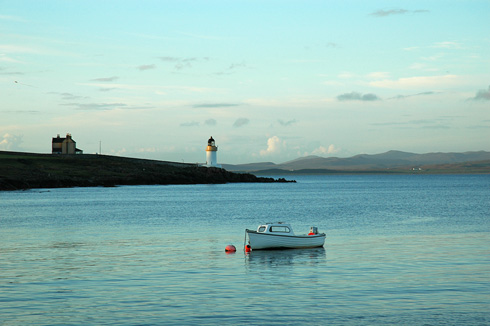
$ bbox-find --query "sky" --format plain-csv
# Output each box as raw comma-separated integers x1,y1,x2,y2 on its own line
1,0,489,164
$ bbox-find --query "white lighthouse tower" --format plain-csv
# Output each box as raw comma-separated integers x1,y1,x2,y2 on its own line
205,136,221,168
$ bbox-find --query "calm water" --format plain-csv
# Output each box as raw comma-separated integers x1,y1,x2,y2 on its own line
1,175,489,325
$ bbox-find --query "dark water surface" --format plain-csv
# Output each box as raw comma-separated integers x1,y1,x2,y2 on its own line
1,175,489,325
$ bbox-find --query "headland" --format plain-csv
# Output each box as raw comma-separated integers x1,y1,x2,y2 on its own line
0,151,294,191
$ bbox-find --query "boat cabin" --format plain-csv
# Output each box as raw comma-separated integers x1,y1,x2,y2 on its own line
256,222,296,236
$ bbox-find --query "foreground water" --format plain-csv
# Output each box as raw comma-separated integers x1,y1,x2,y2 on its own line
1,174,489,325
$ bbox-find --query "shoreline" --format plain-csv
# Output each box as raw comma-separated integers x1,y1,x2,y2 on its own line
2,150,488,191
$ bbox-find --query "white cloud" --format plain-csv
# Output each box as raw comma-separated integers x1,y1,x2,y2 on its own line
0,45,37,63
0,15,27,22
403,46,419,51
110,148,127,156
322,80,344,87
259,136,284,156
338,72,354,79
0,43,69,58
368,72,390,79
432,41,462,49
0,133,23,150
421,54,444,62
0,44,37,53
409,63,438,71
0,54,23,63
370,74,459,90
80,82,143,91
176,32,224,41
81,83,221,94
311,144,339,155
135,147,157,153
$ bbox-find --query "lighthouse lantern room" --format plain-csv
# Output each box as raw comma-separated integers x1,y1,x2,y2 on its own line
205,136,221,168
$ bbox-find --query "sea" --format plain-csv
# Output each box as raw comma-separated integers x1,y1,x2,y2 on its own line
1,174,489,325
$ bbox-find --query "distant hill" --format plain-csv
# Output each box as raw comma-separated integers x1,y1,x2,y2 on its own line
222,150,490,174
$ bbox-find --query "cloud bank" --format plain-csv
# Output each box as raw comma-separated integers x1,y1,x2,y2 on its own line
180,121,200,127
204,119,217,126
137,64,156,71
179,118,219,127
233,118,250,128
370,9,429,17
278,119,297,126
389,91,436,100
469,86,490,101
63,102,152,111
92,76,119,82
337,92,380,101
159,56,210,71
193,103,240,108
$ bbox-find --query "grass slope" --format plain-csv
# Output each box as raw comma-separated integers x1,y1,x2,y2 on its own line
0,151,289,191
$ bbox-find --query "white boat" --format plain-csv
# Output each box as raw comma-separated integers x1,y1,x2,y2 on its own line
245,222,325,250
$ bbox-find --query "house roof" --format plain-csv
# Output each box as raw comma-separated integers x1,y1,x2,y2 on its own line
52,136,75,143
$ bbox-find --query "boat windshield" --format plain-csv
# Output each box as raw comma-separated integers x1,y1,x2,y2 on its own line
270,226,290,233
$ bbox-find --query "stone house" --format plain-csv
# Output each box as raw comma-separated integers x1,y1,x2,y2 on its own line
52,133,83,154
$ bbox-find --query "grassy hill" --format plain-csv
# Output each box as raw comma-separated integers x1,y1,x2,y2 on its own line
0,151,292,191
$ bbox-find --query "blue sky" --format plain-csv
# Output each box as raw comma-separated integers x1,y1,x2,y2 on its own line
1,0,489,164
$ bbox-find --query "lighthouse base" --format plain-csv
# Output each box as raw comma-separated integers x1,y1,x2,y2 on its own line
202,163,222,168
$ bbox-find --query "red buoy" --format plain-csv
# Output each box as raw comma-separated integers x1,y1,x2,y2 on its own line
245,244,251,252
225,245,236,253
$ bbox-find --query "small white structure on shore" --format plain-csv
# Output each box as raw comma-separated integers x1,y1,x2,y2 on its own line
205,136,221,168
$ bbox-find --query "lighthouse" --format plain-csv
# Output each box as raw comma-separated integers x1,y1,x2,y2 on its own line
205,136,221,168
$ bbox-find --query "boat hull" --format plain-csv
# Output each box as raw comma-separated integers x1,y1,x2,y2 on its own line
246,230,325,250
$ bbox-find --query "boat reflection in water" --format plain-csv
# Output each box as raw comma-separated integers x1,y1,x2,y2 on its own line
245,247,326,270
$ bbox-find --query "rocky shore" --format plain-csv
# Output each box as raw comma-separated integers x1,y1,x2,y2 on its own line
0,151,294,191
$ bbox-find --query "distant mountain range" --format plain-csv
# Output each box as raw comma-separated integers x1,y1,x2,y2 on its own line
222,150,490,174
